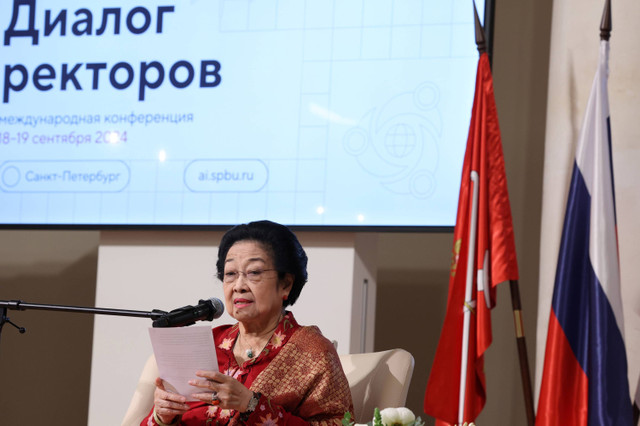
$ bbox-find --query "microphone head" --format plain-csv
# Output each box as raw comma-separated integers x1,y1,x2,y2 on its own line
206,297,224,319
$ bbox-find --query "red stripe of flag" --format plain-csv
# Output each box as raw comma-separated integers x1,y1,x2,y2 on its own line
536,309,589,425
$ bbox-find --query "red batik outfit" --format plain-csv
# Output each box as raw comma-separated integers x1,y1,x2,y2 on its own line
142,311,353,426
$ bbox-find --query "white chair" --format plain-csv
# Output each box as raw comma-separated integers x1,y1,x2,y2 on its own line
121,348,415,426
339,349,415,423
122,354,159,426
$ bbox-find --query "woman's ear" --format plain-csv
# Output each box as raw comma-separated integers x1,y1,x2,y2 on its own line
281,273,294,298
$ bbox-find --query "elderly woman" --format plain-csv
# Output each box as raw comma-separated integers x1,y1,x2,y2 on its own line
143,220,353,425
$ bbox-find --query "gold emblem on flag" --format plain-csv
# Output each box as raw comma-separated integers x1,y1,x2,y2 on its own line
450,238,461,277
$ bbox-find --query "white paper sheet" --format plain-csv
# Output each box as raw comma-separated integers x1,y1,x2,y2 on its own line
148,326,218,400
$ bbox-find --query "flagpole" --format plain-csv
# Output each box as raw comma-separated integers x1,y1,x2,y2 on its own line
508,279,535,426
458,171,480,424
473,4,536,425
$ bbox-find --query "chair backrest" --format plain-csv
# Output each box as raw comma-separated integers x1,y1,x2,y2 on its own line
339,348,415,423
121,355,158,426
122,349,415,426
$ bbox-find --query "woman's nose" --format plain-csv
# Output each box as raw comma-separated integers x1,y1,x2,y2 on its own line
232,276,249,291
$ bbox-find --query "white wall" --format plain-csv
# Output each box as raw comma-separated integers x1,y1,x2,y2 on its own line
88,230,377,426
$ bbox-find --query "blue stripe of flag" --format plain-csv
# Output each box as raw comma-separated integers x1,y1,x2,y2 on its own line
552,162,632,425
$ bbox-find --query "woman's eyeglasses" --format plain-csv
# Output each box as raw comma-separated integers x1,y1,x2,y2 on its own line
222,269,277,283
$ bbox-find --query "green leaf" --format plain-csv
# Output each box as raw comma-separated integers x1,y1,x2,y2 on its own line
373,407,383,426
342,411,354,426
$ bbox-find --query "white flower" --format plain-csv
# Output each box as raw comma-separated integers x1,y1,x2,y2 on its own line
379,407,416,426
396,408,416,424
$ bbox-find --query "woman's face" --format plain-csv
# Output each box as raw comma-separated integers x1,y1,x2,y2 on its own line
222,240,292,329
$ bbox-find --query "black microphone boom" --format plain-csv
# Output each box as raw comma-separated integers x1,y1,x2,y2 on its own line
152,297,224,328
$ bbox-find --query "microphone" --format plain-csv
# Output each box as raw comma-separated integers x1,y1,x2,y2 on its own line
152,297,224,328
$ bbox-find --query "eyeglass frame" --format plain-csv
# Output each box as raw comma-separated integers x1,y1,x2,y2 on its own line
221,268,279,284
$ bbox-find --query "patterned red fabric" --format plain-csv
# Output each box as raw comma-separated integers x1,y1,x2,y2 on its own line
142,312,353,425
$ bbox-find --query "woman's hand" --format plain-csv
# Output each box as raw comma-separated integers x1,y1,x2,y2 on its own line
189,370,253,411
153,377,190,424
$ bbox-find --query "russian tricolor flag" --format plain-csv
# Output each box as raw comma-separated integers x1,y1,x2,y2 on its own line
536,40,633,425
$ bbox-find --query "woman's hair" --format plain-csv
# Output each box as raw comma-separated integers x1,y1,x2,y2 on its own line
216,220,308,307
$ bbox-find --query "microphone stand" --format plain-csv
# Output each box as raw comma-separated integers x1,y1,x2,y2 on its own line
0,299,168,347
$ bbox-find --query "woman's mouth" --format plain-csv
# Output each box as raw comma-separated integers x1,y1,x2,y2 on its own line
234,298,252,308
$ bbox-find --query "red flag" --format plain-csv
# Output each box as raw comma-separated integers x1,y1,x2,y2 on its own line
423,52,519,424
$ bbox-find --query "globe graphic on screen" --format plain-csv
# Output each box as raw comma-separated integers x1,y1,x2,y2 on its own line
384,123,416,158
